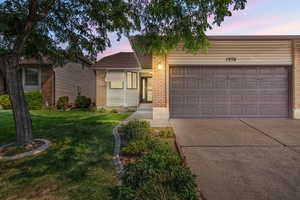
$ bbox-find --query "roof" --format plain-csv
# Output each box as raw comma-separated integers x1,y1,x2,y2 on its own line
207,35,300,41
19,55,92,66
128,36,152,69
92,52,140,69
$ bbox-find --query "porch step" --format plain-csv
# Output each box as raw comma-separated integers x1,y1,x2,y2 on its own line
137,103,153,111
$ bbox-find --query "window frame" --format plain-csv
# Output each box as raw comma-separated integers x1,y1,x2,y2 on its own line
23,67,41,87
126,72,137,89
109,81,124,89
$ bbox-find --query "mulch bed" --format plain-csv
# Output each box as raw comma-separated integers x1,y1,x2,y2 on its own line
0,140,45,157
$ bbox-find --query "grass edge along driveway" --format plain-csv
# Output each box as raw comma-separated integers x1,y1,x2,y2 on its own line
0,110,129,200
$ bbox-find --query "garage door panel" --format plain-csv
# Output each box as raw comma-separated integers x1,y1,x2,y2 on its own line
170,65,289,118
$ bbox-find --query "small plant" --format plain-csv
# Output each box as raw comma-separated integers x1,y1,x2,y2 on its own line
0,94,11,109
57,96,69,110
88,106,98,112
159,128,173,138
98,107,107,113
110,109,118,113
75,96,91,108
122,140,149,156
25,91,43,110
123,120,150,141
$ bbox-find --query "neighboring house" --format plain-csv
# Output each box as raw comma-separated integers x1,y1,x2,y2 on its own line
92,52,152,107
0,57,95,106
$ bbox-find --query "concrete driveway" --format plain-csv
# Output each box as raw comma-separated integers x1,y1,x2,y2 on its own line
170,119,300,200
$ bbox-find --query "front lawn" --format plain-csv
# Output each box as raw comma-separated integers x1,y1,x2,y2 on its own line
0,110,129,200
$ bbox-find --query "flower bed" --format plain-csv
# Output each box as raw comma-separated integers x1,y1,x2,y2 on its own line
116,120,198,200
0,139,51,161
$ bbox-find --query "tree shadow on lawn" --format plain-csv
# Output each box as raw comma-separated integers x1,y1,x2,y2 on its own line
0,110,129,200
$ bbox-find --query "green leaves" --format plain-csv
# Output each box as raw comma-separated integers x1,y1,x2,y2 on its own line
0,0,247,61
133,0,247,54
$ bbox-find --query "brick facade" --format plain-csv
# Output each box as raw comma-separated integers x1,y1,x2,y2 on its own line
152,55,167,107
96,70,107,107
293,40,300,118
41,67,55,105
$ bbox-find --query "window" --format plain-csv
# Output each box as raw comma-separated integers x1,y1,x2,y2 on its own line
127,72,137,89
24,68,39,86
110,81,123,89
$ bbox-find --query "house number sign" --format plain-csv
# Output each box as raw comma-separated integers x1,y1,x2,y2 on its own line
226,57,237,62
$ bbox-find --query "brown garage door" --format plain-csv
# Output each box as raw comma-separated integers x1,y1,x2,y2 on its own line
170,65,289,118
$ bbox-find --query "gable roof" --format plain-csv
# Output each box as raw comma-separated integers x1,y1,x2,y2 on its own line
92,52,140,69
128,36,152,69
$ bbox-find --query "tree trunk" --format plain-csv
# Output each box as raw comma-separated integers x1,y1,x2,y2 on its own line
2,54,33,146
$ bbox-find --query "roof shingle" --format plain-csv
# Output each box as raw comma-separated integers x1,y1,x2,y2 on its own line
92,52,140,69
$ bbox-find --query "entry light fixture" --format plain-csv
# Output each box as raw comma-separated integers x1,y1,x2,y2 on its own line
157,63,163,70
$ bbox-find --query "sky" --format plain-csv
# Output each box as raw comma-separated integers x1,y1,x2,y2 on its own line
97,0,300,60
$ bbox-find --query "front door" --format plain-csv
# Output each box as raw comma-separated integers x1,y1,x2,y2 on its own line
140,77,152,103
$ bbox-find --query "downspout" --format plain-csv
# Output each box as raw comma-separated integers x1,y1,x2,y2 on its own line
123,70,127,107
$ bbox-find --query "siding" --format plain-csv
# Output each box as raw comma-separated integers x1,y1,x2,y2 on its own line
293,40,300,109
54,62,95,104
107,87,124,106
106,71,139,107
168,41,292,65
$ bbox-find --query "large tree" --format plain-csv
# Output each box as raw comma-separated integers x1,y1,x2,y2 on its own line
0,0,246,146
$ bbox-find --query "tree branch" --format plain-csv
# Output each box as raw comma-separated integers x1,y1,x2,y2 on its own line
13,0,57,54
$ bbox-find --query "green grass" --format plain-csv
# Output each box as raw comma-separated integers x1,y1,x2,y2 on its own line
0,110,129,200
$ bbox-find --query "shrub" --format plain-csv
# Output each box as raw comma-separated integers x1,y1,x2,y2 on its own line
0,94,11,109
98,107,107,113
0,91,43,110
75,96,91,108
123,120,150,141
122,140,149,156
110,108,118,113
25,91,43,110
158,128,173,138
120,146,198,200
57,96,69,110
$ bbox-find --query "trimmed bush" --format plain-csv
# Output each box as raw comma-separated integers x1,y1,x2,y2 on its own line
123,120,150,141
75,96,91,108
122,140,149,156
0,94,11,109
25,91,43,110
57,96,69,110
110,108,118,113
0,91,43,110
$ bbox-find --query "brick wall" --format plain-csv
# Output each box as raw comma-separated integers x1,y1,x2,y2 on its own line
293,40,300,118
96,70,106,107
152,54,167,107
41,67,55,105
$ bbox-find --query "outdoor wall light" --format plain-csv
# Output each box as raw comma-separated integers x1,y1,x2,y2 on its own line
157,63,163,70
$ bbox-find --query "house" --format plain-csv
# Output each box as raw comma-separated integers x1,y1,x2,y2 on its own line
92,52,152,107
95,35,300,120
0,57,95,106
